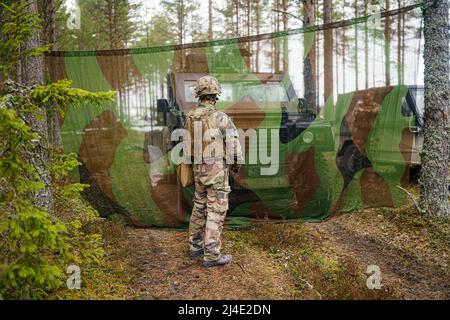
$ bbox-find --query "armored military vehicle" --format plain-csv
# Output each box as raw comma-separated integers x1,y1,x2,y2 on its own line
150,53,336,220
334,85,424,185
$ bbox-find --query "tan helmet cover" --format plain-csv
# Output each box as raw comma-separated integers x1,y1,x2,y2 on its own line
194,75,222,97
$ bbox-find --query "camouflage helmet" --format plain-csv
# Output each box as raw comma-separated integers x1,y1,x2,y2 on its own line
194,75,221,98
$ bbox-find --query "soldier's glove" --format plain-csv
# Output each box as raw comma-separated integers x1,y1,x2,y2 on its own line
230,163,241,174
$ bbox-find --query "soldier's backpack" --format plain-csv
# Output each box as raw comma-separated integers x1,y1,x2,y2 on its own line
184,104,221,161
176,104,218,187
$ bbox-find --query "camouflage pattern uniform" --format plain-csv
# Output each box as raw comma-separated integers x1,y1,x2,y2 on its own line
187,76,243,262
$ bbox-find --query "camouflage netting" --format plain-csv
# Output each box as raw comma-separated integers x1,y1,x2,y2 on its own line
46,3,425,228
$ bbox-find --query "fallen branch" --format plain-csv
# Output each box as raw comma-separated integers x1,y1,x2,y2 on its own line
298,277,322,300
396,185,425,214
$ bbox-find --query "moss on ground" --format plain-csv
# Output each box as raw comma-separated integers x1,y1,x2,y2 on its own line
52,220,138,300
51,183,449,300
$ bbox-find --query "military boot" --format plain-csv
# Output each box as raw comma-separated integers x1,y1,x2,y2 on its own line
202,254,232,268
188,249,204,259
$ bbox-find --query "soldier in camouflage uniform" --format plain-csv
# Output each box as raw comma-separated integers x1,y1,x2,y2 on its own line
186,75,243,268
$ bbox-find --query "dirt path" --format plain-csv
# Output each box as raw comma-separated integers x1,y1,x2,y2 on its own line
308,215,449,299
126,228,295,300
124,210,449,300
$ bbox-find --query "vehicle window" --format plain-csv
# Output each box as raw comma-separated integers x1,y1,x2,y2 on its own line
221,82,289,102
401,100,413,117
412,88,424,115
183,80,289,103
184,81,197,102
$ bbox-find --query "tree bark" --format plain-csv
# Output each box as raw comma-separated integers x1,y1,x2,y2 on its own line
384,0,391,85
255,0,260,72
235,0,239,36
401,5,405,83
113,0,120,48
208,0,213,41
354,0,359,90
323,0,333,102
282,0,288,71
364,0,368,88
397,0,402,84
302,0,316,114
20,0,53,213
246,0,250,36
420,0,450,218
38,0,56,46
107,0,114,49
341,0,346,92
41,0,63,149
275,0,280,72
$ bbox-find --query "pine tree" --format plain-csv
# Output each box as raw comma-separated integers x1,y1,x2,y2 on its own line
354,0,359,90
55,0,140,50
302,0,317,113
420,0,450,218
384,0,391,85
19,0,53,213
161,0,200,44
323,0,333,102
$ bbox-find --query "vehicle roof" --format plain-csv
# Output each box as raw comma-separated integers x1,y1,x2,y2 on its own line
168,72,286,83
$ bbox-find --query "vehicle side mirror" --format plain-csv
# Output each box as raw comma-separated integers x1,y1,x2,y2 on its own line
298,98,306,109
298,97,311,114
157,99,170,113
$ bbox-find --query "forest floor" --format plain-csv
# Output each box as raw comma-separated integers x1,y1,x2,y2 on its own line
65,198,449,300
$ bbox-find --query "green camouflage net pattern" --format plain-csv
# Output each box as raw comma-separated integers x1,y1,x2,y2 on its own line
46,4,424,228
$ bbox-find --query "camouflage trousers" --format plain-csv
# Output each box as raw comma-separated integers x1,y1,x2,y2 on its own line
188,162,231,262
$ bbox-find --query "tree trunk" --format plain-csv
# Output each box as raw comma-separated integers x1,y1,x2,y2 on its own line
40,0,63,149
364,0,369,88
397,0,403,84
282,0,288,71
342,0,346,92
323,0,333,102
354,0,359,90
255,0,260,72
178,0,185,68
401,6,405,83
235,0,239,36
342,29,346,92
302,0,316,114
335,28,339,94
420,0,450,218
275,0,280,72
107,0,114,49
20,0,53,213
113,0,121,49
208,0,213,41
246,0,250,36
245,0,251,67
38,0,57,46
384,0,391,85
